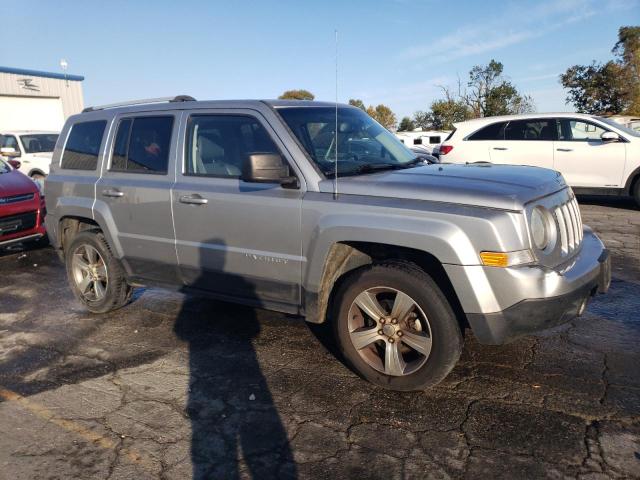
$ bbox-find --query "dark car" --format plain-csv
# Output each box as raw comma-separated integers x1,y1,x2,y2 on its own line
0,158,47,248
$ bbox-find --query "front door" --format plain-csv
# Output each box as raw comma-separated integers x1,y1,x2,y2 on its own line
96,113,180,283
553,118,626,187
172,111,304,308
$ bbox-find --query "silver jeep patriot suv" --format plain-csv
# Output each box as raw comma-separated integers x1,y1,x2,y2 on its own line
45,97,611,391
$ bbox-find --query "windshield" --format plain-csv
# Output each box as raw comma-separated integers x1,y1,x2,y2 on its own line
20,134,59,154
595,117,640,138
277,106,418,177
0,159,10,174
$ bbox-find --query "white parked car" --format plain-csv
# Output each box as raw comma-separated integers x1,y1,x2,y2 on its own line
438,113,640,206
606,115,640,133
0,131,59,182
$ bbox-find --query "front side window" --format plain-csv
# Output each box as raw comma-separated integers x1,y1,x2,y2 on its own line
185,115,280,177
61,121,107,170
110,116,173,173
1,135,18,150
277,106,416,177
467,122,507,140
20,134,59,153
504,119,556,141
559,119,607,141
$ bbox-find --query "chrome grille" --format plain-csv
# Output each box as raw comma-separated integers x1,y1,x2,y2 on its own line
553,196,583,256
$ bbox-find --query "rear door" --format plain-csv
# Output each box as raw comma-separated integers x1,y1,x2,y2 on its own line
172,110,304,308
488,118,555,169
96,112,180,283
553,118,626,187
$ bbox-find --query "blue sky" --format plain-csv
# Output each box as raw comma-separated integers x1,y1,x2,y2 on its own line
2,0,638,118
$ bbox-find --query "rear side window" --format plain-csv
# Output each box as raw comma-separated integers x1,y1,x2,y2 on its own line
429,136,441,144
185,115,280,178
110,116,174,173
61,120,107,170
504,119,556,141
467,122,506,140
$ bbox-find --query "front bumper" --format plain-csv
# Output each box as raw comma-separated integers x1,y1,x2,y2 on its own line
445,228,611,344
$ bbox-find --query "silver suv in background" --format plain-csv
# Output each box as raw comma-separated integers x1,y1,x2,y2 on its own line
45,97,611,391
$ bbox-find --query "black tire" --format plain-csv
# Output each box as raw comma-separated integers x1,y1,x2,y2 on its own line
633,179,640,209
65,230,132,313
331,260,462,391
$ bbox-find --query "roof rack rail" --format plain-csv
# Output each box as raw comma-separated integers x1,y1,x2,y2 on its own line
82,95,196,113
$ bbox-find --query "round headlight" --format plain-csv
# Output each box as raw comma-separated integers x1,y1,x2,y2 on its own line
531,207,549,250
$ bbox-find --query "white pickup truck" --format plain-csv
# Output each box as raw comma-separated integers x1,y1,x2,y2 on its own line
0,130,59,183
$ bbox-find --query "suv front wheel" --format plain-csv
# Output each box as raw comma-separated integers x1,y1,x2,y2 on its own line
65,230,132,313
332,261,463,391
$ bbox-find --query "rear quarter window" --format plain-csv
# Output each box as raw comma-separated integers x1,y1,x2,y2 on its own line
61,120,107,170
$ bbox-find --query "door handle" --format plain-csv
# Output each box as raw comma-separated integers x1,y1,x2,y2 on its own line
492,147,508,151
556,148,573,152
102,189,124,198
179,194,208,205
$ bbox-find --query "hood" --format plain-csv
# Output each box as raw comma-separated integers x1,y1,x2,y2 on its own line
0,169,39,198
318,163,567,211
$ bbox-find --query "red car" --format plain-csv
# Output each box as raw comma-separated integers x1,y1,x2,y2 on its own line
0,158,46,248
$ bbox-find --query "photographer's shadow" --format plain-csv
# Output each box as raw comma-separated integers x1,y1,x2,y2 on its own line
173,239,296,479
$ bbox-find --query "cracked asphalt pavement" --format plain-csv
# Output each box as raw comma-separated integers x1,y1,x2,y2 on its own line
0,197,639,479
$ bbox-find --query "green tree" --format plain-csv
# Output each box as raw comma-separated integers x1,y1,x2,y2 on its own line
427,98,472,130
560,62,628,114
348,98,366,110
366,104,397,130
561,26,640,115
412,110,431,129
278,89,315,100
398,116,415,131
466,60,535,117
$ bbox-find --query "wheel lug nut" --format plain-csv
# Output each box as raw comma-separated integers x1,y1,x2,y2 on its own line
378,330,384,335
388,338,395,343
397,331,403,337
391,319,398,324
379,318,386,324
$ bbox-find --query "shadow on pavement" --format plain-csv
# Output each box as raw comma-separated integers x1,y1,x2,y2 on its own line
577,194,638,211
173,238,296,479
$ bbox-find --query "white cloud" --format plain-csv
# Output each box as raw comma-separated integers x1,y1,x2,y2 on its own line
398,0,603,63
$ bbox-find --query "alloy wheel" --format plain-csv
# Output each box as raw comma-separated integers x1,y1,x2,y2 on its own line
71,244,108,301
347,286,432,377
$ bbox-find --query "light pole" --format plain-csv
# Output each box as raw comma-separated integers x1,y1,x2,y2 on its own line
60,59,68,87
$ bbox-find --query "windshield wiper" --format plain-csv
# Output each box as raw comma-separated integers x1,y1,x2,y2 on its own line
400,158,426,168
354,163,402,174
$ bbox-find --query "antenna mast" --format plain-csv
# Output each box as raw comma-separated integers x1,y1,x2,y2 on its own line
333,29,339,199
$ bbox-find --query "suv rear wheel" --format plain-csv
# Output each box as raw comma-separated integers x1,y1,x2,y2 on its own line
633,178,640,208
65,230,132,313
332,260,462,391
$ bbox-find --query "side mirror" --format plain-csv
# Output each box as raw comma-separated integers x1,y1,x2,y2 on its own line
0,147,20,157
601,131,620,142
7,159,21,169
242,153,299,188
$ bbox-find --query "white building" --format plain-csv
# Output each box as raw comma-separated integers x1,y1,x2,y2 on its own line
395,130,451,154
0,66,85,131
